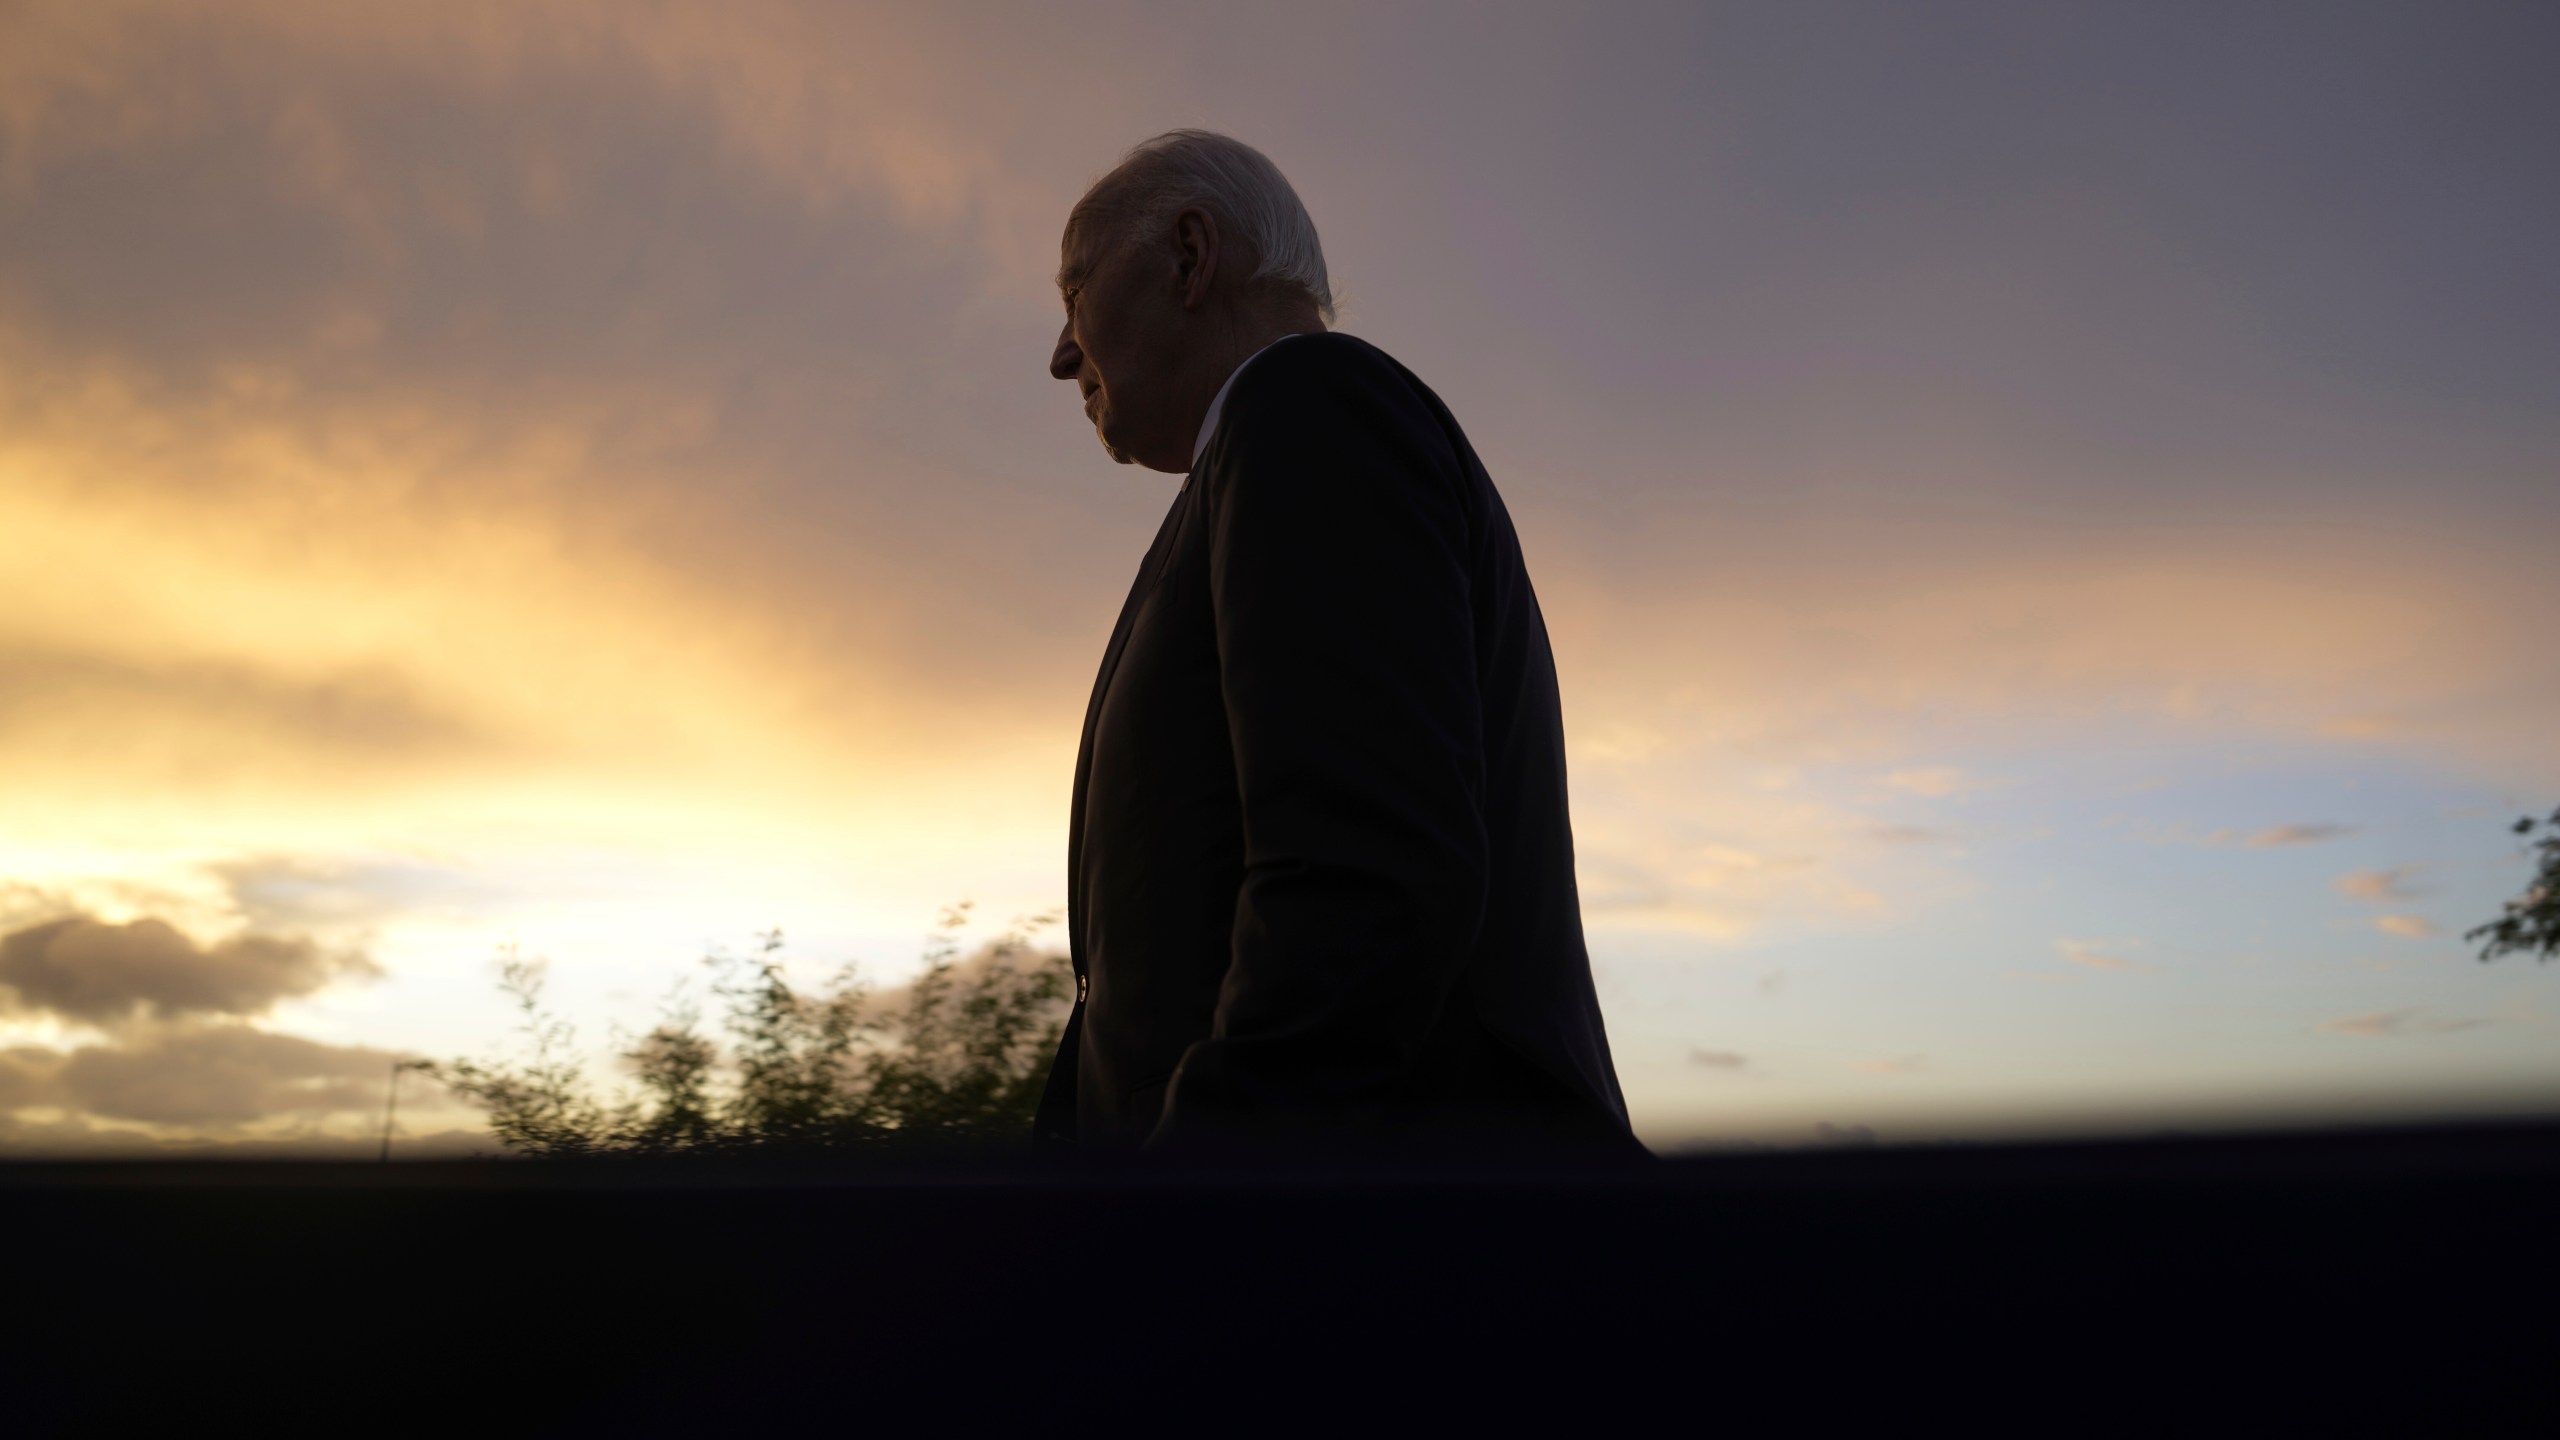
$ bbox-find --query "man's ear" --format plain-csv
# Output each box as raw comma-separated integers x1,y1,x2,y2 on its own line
1172,206,1220,310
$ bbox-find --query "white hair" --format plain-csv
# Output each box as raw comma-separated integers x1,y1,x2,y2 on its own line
1073,129,1335,325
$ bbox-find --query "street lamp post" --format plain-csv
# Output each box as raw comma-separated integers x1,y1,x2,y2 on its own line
380,1059,431,1162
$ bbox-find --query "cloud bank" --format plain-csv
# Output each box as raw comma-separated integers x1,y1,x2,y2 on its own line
0,913,377,1025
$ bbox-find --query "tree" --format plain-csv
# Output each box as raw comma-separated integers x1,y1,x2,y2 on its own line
431,906,1072,1158
431,943,616,1157
2467,807,2560,964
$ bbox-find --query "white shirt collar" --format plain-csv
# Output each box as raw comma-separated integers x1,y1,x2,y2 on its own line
1190,333,1307,470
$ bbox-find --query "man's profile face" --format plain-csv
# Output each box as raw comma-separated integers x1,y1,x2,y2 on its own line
1050,214,1179,471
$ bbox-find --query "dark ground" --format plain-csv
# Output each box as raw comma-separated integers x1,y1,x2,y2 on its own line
5,1120,2554,1433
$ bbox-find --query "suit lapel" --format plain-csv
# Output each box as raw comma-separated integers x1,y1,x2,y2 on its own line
1067,481,1195,963
1046,481,1194,1143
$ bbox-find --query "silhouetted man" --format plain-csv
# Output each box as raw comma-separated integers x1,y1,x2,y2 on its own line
1036,130,1636,1161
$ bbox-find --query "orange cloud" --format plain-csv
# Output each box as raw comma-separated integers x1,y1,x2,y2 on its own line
2318,1009,2487,1039
2058,939,2154,973
2337,867,2424,902
2247,824,2357,849
1886,767,1971,797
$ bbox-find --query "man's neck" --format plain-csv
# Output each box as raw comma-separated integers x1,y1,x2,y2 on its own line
1188,320,1325,470
1175,310,1326,465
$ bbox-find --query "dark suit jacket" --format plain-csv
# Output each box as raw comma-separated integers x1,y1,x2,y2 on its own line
1034,333,1634,1157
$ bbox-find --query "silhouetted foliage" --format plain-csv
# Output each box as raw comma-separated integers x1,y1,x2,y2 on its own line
2468,808,2560,964
432,943,616,1156
432,905,1071,1157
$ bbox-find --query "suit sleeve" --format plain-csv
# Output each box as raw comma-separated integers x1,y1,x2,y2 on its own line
1150,348,1490,1144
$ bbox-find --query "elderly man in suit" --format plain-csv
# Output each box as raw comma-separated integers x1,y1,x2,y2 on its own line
1037,130,1637,1160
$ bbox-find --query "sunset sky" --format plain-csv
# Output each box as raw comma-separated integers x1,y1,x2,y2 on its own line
2,0,2554,1154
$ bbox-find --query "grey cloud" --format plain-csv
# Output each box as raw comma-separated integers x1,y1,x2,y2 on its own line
52,1024,398,1125
210,856,401,931
1687,1048,1748,1071
6,0,2555,765
0,881,69,932
0,1110,155,1156
0,912,378,1025
0,1109,492,1159
0,1021,464,1141
208,853,496,932
0,1045,63,1109
0,646,498,771
0,4,1141,709
0,2,1048,460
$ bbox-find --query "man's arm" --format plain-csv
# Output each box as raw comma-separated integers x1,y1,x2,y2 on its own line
1151,344,1490,1144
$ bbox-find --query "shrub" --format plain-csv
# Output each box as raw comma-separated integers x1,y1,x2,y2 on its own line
432,904,1071,1157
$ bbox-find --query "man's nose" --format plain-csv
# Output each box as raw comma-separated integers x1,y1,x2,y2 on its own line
1050,323,1082,381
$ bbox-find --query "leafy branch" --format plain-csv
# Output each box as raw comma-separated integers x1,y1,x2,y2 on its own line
2468,807,2560,964
430,905,1071,1158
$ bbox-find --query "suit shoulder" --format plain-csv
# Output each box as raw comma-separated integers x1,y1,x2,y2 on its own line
1205,334,1481,523
1228,332,1431,416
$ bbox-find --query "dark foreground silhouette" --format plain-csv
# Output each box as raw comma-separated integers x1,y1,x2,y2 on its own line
6,1118,2552,1431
